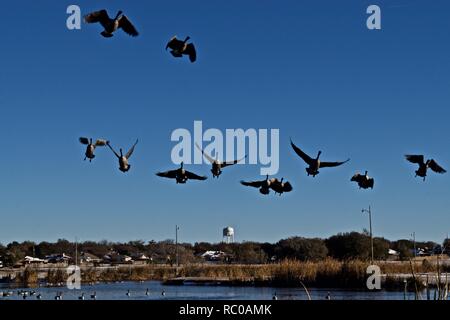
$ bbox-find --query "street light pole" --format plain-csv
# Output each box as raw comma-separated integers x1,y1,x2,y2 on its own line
175,225,179,268
362,206,374,265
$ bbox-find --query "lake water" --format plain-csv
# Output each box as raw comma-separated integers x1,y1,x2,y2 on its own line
0,281,427,300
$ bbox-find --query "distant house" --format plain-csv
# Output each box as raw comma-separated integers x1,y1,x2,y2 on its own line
45,253,72,264
201,251,227,262
387,249,400,261
80,252,102,265
388,249,399,256
410,248,427,257
103,252,134,265
23,256,47,264
133,254,150,265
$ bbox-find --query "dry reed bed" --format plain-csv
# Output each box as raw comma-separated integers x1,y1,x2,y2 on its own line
15,259,450,289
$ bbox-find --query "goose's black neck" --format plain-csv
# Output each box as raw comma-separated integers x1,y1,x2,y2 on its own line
115,11,123,20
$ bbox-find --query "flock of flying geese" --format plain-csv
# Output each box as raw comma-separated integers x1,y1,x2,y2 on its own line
79,137,447,196
79,8,447,195
84,9,197,62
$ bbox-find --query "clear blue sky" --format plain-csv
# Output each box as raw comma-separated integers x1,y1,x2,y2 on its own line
1,0,449,245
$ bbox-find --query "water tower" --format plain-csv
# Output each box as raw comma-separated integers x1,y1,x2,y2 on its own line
223,227,235,244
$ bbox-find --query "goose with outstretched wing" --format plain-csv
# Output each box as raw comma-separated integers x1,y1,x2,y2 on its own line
269,178,293,196
290,139,350,177
79,137,109,162
156,162,207,184
405,154,446,181
351,171,375,189
196,143,246,178
107,139,139,173
166,36,196,62
84,9,139,38
240,175,273,195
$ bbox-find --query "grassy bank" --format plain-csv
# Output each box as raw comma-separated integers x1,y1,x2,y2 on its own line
14,259,450,290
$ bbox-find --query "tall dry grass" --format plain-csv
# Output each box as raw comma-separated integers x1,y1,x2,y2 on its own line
16,267,39,286
35,258,450,289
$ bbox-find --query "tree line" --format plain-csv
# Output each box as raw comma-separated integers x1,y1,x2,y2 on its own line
0,232,448,267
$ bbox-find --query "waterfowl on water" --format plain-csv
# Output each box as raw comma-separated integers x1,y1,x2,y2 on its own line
405,155,446,181
107,139,139,173
84,9,139,38
145,288,150,296
196,143,246,178
351,171,375,189
166,36,197,62
126,290,131,297
241,175,293,196
91,292,97,300
1,291,12,297
290,139,350,177
156,162,207,184
79,137,109,162
79,293,85,300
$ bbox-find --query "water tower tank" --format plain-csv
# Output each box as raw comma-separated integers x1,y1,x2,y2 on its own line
223,227,235,243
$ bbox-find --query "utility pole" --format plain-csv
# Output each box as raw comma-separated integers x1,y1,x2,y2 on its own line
411,232,416,258
75,237,78,267
175,225,180,268
362,206,374,265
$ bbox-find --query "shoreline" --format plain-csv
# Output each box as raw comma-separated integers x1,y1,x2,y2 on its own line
1,259,449,291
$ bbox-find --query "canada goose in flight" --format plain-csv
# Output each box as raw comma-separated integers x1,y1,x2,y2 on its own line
107,139,139,173
241,175,272,195
195,143,246,178
79,137,108,162
351,171,374,189
166,36,196,63
405,155,446,181
84,10,139,38
290,139,350,177
241,175,293,196
156,162,207,184
269,178,293,196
